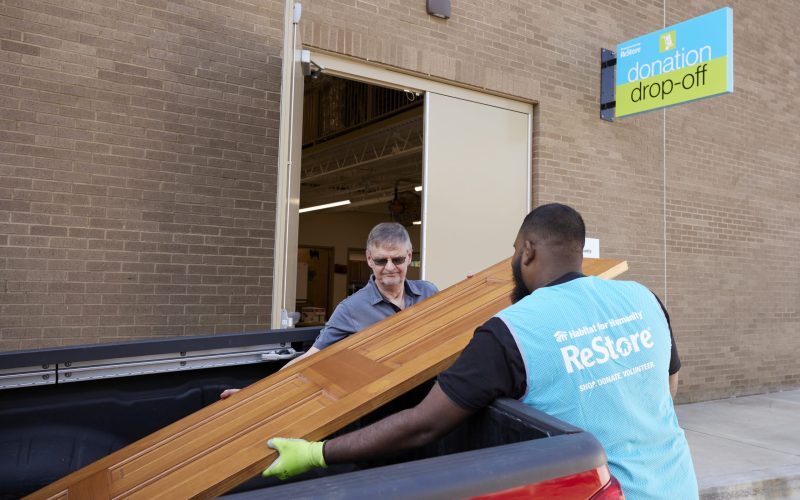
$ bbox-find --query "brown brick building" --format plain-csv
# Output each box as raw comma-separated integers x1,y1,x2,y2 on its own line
1,0,798,403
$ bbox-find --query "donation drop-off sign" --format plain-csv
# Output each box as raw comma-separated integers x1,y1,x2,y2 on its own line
615,7,733,118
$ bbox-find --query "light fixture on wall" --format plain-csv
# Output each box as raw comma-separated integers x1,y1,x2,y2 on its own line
299,200,351,213
388,180,421,226
426,0,450,19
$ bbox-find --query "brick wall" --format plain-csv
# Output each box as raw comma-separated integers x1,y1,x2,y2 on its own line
300,0,800,402
2,0,798,402
0,0,284,348
663,1,800,401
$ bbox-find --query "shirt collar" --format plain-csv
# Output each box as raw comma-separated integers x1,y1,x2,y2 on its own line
404,278,424,297
546,271,585,287
365,275,421,305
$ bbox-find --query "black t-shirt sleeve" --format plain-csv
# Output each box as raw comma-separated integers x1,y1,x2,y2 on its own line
651,292,681,375
437,317,527,411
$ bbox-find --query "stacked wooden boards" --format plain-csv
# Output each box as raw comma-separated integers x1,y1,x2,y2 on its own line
29,257,628,500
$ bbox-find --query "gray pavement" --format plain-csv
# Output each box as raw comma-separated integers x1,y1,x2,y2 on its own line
676,389,800,499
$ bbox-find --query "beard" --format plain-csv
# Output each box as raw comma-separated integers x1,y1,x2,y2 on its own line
511,255,531,304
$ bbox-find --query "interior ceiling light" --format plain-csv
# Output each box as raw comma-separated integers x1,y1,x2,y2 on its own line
412,221,422,225
414,186,422,192
299,200,351,213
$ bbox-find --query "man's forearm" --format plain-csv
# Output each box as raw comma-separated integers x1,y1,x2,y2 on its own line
323,383,472,465
323,408,436,464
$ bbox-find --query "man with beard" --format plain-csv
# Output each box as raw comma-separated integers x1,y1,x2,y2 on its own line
261,203,698,499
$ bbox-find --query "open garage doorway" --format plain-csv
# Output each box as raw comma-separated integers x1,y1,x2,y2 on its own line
273,52,532,327
294,75,425,324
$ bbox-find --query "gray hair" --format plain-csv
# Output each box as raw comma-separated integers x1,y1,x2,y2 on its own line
366,222,412,251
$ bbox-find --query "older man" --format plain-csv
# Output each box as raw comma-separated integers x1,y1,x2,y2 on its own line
284,222,438,368
307,222,437,351
262,204,698,499
221,222,437,398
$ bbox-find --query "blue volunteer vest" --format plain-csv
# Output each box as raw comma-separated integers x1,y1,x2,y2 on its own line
497,276,697,500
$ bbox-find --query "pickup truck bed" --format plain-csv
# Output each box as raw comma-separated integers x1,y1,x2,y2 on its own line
227,399,615,500
0,328,619,499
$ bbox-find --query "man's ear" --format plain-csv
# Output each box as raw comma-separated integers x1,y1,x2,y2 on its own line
521,239,535,266
365,250,375,268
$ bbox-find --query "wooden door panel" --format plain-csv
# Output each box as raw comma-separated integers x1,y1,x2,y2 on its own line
108,375,327,489
303,349,394,397
29,257,627,500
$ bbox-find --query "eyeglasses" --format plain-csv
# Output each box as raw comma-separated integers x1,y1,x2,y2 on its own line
371,256,407,267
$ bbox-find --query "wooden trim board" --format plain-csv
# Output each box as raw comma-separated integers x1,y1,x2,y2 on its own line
29,258,628,500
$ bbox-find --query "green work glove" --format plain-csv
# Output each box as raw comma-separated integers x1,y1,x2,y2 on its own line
262,437,327,480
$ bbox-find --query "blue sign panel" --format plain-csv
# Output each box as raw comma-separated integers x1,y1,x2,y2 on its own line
615,7,733,117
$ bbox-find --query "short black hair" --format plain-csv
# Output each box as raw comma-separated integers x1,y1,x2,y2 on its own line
519,203,585,255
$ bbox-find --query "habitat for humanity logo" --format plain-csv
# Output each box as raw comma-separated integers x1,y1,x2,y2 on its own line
659,30,676,52
554,331,569,342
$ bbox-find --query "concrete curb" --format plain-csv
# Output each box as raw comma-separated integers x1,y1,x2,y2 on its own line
701,468,800,499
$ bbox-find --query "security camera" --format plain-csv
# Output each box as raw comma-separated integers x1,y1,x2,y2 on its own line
309,61,325,79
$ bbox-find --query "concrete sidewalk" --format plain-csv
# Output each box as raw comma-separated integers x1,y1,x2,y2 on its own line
676,389,800,499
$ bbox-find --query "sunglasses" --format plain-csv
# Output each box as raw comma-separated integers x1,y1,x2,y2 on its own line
371,256,408,267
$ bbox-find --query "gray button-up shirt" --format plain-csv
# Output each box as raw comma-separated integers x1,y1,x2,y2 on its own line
312,276,439,349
